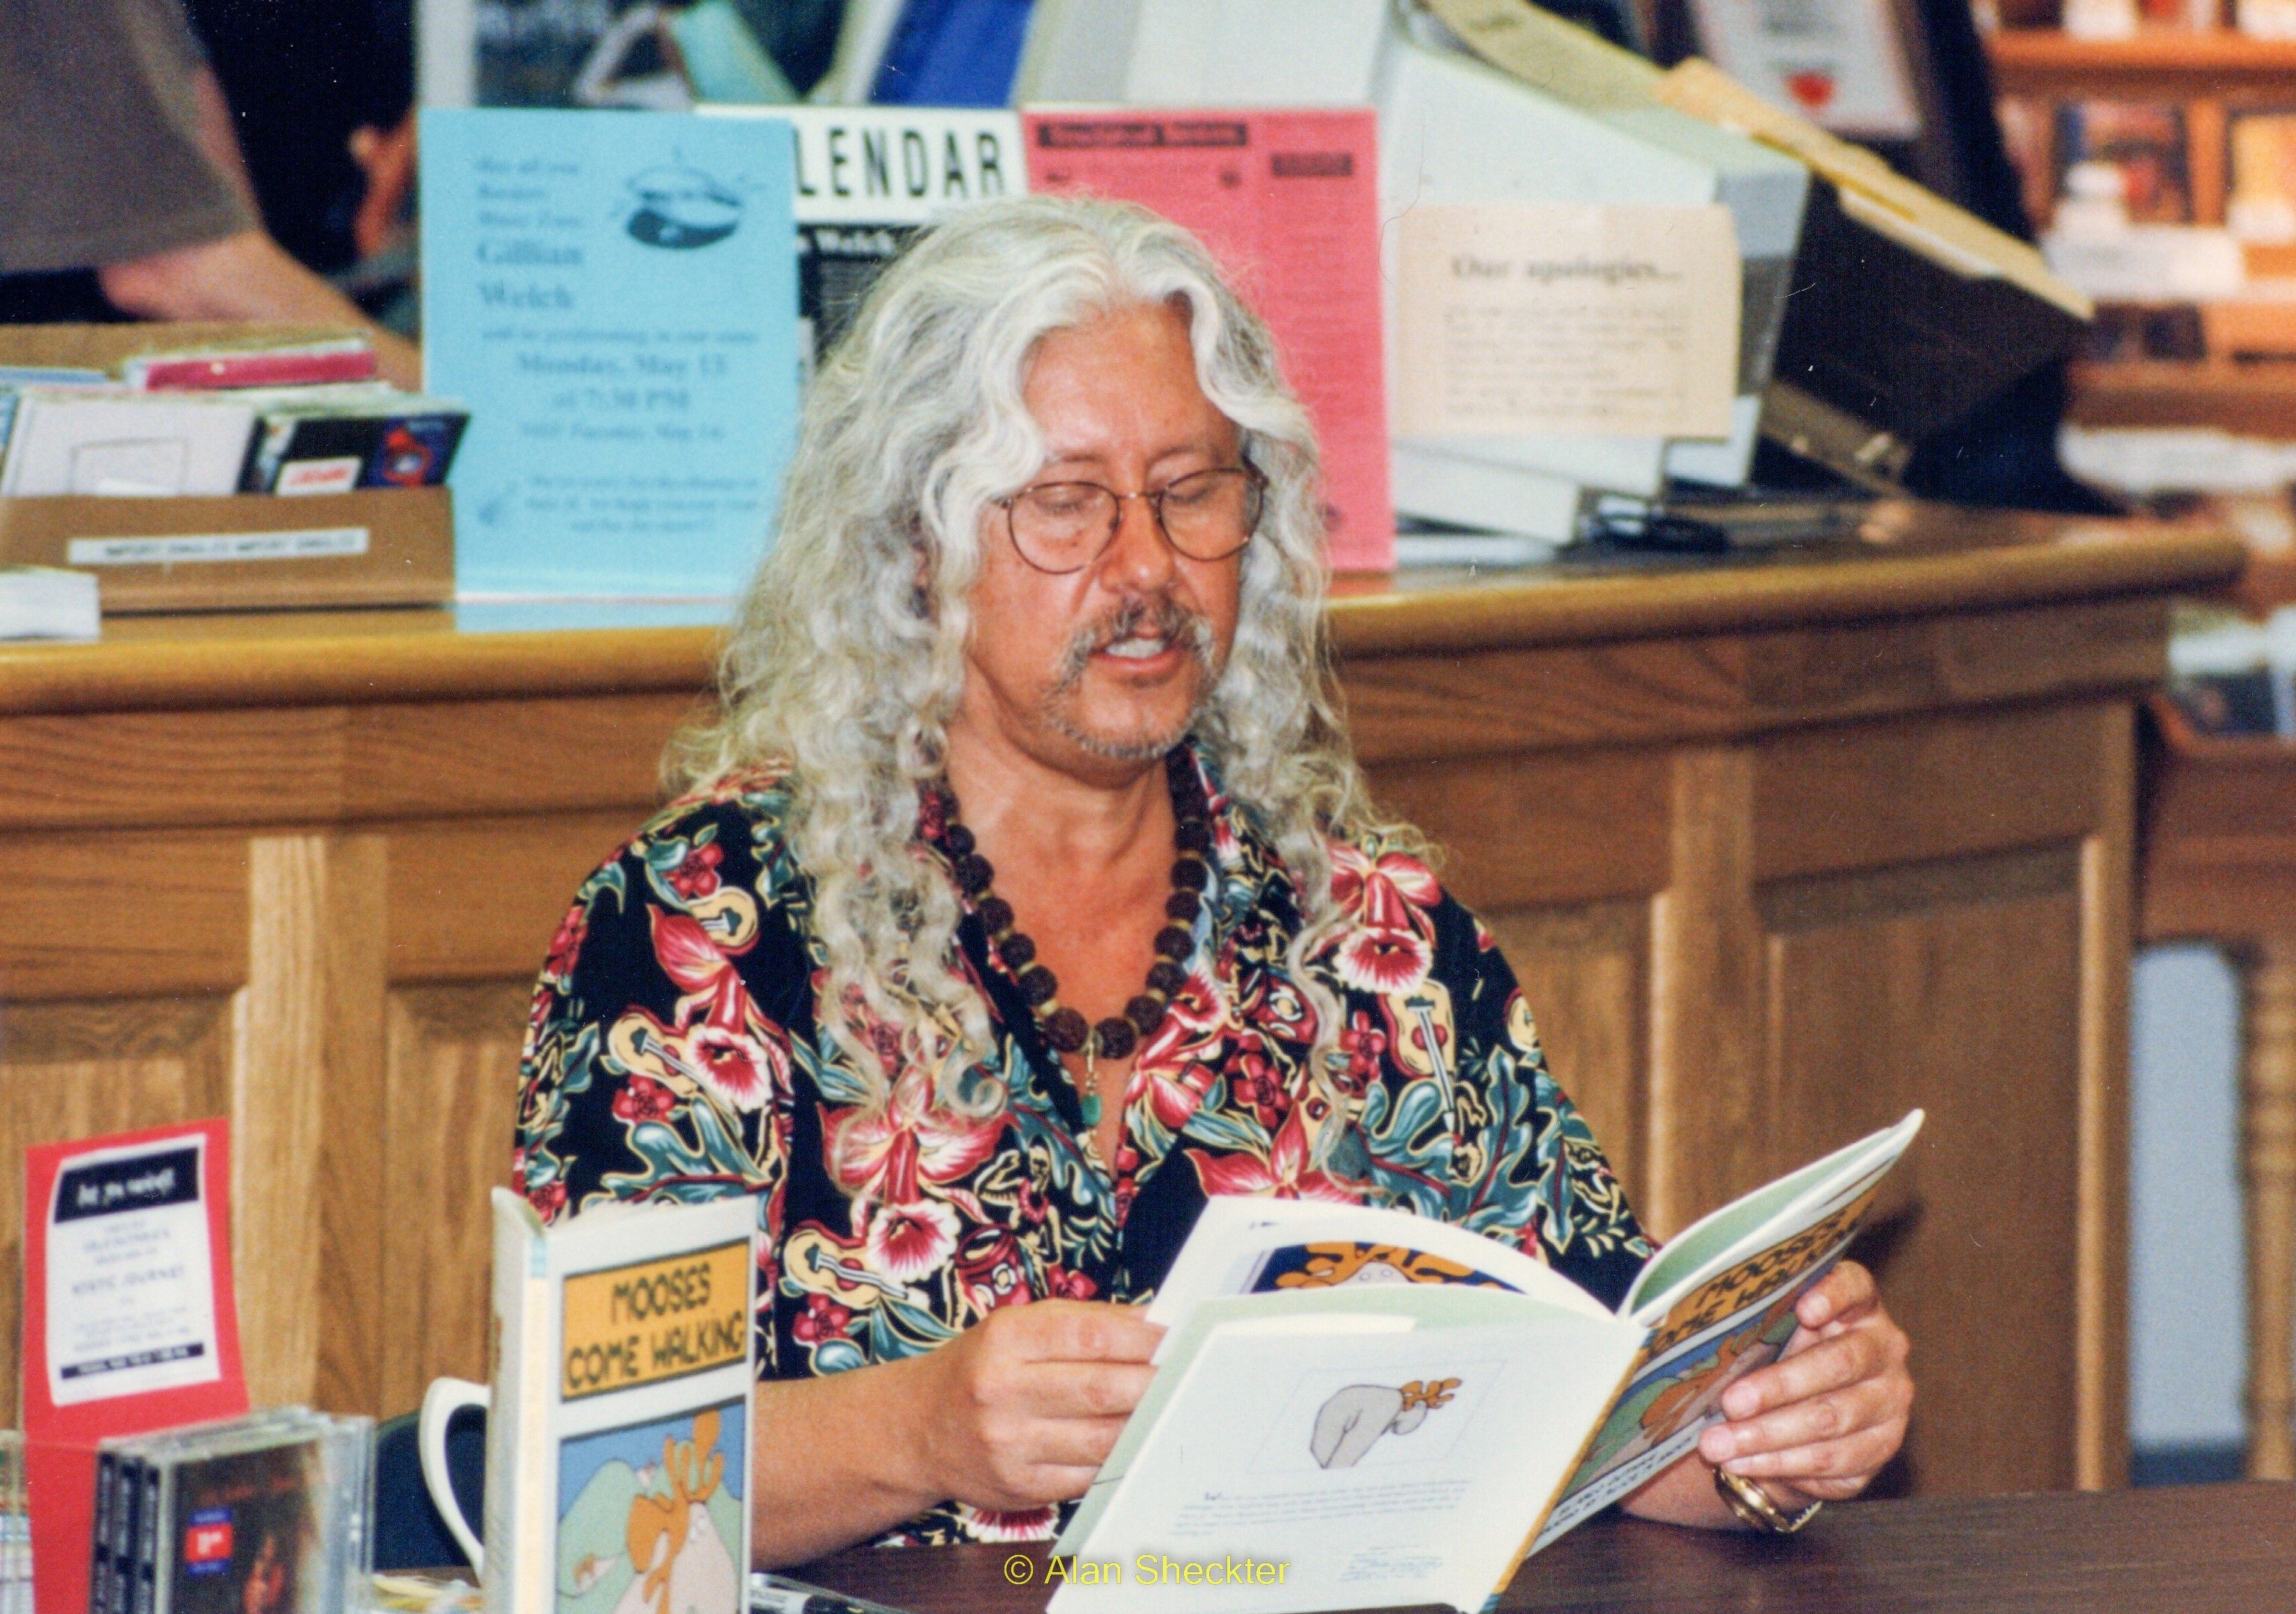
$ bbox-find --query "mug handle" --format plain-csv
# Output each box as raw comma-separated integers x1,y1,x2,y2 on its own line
419,1376,490,1572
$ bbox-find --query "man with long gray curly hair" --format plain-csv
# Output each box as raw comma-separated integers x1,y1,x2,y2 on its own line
516,194,1911,1564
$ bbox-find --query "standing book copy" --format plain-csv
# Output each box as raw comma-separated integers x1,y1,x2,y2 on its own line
1049,1113,1922,1614
420,109,800,599
471,1188,758,1614
1022,110,1394,573
699,107,1025,377
19,1121,248,1614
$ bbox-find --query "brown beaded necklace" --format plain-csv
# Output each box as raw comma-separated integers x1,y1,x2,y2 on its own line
927,746,1211,1127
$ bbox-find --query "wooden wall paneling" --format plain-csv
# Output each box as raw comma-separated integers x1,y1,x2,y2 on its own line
1481,902,1650,1205
1760,850,2085,1496
1645,746,1765,1238
0,832,249,1000
231,835,387,1411
1740,599,2166,720
1342,641,1747,763
1364,749,1670,912
1341,599,2168,770
343,693,697,820
2076,704,2135,1491
0,709,348,831
378,982,531,1416
1754,705,2107,882
386,812,644,983
317,836,389,1414
0,997,233,1425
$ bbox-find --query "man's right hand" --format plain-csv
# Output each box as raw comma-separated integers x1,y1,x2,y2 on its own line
904,1299,1164,1512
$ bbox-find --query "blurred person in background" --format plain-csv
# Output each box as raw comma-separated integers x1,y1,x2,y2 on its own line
0,0,422,386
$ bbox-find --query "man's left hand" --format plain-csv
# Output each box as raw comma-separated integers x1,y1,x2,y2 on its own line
1697,1259,1912,1504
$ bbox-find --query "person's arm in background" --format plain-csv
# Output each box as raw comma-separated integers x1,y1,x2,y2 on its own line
96,64,423,389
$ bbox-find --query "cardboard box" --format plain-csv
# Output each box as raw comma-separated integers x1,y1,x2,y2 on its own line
0,324,452,613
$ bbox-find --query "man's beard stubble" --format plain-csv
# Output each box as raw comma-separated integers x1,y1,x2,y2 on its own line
1041,595,1220,762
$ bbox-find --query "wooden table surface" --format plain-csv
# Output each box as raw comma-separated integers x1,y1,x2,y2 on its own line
800,1485,2296,1614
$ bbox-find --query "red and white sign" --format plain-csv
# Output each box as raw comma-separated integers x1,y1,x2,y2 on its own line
23,1119,247,1614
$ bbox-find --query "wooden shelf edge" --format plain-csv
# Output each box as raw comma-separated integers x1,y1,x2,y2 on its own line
1989,27,2296,93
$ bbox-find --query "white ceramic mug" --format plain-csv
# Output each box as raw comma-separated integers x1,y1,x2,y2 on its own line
419,1376,490,1571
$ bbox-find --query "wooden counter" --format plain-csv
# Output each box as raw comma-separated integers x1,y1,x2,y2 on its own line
0,502,2242,1497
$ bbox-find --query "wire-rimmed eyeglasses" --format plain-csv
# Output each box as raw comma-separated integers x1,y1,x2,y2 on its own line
993,464,1265,575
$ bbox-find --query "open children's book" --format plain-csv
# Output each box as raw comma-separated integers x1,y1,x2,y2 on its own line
1048,1111,1923,1614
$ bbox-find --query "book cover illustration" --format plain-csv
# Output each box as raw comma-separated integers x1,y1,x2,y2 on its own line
2229,109,2296,247
165,1438,327,1614
555,1403,745,1614
1532,1174,1889,1548
2055,101,2191,224
1250,1241,1516,1295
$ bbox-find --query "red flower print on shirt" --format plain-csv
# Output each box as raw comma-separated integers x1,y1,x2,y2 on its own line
1186,1107,1360,1204
1326,843,1442,995
955,1228,1031,1317
791,1292,854,1346
1336,1010,1388,1098
1042,1266,1099,1301
611,1074,679,1124
954,1504,1061,1544
823,1065,1007,1213
1229,1047,1289,1126
1127,965,1229,1132
666,839,724,899
543,905,588,988
865,1198,961,1282
610,906,791,1114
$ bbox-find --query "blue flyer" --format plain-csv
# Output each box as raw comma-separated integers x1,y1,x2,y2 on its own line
420,108,798,598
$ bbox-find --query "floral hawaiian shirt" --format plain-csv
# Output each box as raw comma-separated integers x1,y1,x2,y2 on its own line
515,748,1650,1545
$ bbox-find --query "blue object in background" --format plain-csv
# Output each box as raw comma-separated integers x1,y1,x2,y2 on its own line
871,0,1033,107
420,108,799,598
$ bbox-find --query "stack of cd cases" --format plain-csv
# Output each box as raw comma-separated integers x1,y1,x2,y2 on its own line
89,1410,373,1614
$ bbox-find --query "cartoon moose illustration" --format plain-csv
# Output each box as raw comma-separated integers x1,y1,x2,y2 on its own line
614,1409,738,1614
1309,1377,1462,1469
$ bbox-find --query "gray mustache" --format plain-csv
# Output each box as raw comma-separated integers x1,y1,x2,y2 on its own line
1052,598,1215,687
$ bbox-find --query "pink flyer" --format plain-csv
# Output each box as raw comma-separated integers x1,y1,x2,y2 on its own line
1025,109,1395,574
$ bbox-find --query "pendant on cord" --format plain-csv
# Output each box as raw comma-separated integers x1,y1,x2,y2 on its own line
925,746,1212,1135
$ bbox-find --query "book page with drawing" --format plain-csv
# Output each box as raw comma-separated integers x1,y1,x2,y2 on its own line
1053,1113,1922,1614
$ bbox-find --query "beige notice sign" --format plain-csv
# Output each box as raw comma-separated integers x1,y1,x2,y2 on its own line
1395,202,1741,439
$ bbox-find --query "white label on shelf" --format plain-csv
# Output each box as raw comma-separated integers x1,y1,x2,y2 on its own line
64,527,371,565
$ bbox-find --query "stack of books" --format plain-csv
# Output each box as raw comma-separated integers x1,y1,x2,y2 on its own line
0,336,463,500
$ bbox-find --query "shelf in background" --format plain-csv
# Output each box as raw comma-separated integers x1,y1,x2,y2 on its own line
2072,359,2296,435
1989,28,2296,95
